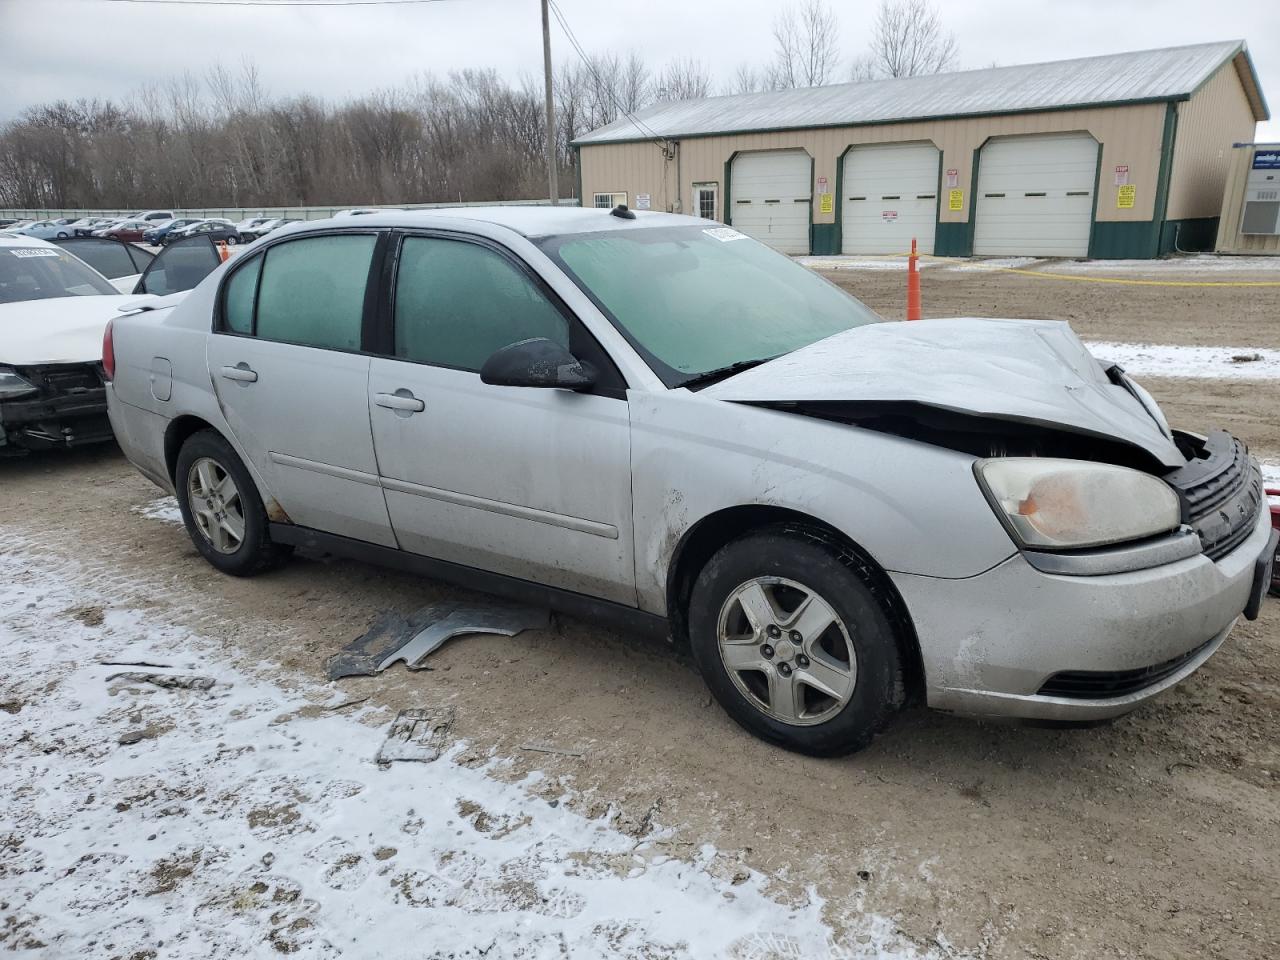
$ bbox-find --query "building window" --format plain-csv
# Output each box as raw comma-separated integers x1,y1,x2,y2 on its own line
594,192,628,209
693,182,718,221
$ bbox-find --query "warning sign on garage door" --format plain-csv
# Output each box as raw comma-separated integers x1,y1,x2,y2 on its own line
819,194,833,214
881,210,898,223
1116,184,1136,209
948,189,964,211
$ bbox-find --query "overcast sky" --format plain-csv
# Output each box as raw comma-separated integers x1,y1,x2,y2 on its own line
1,0,1276,139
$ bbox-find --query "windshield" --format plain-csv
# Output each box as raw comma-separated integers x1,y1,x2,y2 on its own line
540,225,879,387
0,246,117,303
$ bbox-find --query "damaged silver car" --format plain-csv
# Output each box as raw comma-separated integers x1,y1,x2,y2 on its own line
104,208,1276,755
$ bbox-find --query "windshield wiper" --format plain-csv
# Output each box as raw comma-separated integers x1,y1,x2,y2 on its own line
677,356,777,390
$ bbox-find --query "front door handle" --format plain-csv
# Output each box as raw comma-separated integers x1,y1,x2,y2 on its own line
220,363,258,383
374,390,425,413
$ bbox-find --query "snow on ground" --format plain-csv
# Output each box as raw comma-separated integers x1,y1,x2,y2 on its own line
797,256,946,272
1084,342,1280,380
1262,458,1280,489
1045,255,1280,274
132,496,182,525
0,541,937,960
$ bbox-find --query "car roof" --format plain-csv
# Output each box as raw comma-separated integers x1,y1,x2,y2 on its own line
0,235,56,249
281,206,700,240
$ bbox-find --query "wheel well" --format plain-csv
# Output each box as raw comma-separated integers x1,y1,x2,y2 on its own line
666,505,926,706
163,415,216,483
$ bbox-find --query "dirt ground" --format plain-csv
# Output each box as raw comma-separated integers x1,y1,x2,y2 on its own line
2,261,1278,959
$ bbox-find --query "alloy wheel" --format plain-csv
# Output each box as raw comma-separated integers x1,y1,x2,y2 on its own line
716,576,857,726
187,457,245,555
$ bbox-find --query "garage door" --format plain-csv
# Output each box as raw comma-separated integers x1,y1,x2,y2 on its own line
973,134,1098,257
841,142,939,255
730,150,811,254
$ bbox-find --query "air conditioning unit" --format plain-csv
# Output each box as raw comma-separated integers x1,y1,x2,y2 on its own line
1242,149,1280,235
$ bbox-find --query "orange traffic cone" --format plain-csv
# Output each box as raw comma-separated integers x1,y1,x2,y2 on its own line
216,241,229,262
906,237,921,321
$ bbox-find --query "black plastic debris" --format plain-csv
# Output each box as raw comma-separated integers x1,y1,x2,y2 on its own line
327,602,549,680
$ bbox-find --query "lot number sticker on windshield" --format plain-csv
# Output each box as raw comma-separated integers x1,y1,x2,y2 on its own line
703,227,749,242
9,248,61,258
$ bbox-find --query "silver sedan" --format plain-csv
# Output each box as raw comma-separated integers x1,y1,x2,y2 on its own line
104,208,1276,755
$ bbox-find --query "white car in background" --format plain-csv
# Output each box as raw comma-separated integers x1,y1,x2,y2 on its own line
10,219,77,240
0,234,222,454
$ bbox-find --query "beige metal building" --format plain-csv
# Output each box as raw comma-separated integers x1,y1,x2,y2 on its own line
1215,142,1280,253
574,41,1268,259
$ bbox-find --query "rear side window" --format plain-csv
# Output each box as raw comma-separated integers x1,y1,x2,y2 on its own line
223,254,261,334
393,237,568,371
56,238,136,279
254,234,375,351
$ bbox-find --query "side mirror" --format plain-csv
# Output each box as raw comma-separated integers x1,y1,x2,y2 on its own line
480,338,596,391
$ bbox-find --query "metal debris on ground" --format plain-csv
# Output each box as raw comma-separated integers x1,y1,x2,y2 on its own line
327,601,549,680
518,742,586,758
375,707,456,766
104,672,216,691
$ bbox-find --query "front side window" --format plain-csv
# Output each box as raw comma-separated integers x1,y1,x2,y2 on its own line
393,236,568,372
255,234,375,351
137,237,222,296
541,225,879,387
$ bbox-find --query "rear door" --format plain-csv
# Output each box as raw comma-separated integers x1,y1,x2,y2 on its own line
366,232,636,604
205,230,396,546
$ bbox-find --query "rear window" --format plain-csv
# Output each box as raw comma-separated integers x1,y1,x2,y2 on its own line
0,246,116,303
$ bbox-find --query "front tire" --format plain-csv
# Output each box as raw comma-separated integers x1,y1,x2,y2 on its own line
174,430,292,576
688,525,904,756
224,235,238,246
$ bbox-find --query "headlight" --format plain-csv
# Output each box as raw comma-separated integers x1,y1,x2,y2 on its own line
975,458,1181,550
0,367,38,400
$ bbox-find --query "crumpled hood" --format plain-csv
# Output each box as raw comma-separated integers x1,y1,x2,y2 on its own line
703,317,1187,469
0,295,138,366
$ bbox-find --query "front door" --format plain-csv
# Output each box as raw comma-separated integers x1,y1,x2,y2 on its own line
206,231,396,547
367,234,636,604
693,182,718,221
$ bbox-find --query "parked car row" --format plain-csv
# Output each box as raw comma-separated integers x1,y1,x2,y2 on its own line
2,211,303,248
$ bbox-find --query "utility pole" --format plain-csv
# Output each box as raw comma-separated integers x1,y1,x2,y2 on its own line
541,0,559,203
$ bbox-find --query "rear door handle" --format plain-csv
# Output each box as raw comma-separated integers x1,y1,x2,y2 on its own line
220,364,258,383
374,391,425,413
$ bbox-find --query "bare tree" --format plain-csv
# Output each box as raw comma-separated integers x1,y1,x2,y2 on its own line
867,0,958,79
727,63,770,95
769,0,840,89
652,58,712,103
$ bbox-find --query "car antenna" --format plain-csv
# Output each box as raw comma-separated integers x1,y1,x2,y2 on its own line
610,204,636,220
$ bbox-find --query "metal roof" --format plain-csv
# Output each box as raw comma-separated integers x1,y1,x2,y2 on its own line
575,41,1267,146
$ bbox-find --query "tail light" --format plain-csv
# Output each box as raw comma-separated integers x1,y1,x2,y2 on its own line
102,319,115,381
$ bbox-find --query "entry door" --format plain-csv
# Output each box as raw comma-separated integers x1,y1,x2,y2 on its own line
693,182,718,221
206,232,396,547
367,235,636,605
730,150,811,254
974,133,1098,257
841,142,939,254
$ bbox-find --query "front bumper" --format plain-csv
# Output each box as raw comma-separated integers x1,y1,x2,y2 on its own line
892,504,1273,721
0,364,112,454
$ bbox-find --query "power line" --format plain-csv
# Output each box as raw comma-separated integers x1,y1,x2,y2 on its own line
547,0,667,148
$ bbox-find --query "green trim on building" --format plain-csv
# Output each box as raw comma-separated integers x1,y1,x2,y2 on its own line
1084,140,1106,258
722,154,736,226
935,146,982,257
1151,102,1179,256
1090,220,1162,259
811,223,840,255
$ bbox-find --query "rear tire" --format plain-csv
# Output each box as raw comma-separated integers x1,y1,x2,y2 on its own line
688,525,904,756
174,429,292,576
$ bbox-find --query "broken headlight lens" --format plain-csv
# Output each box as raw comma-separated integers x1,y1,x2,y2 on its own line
0,367,38,401
975,458,1181,550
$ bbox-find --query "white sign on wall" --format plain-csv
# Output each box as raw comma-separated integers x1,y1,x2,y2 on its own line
1114,164,1130,186
635,193,651,210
